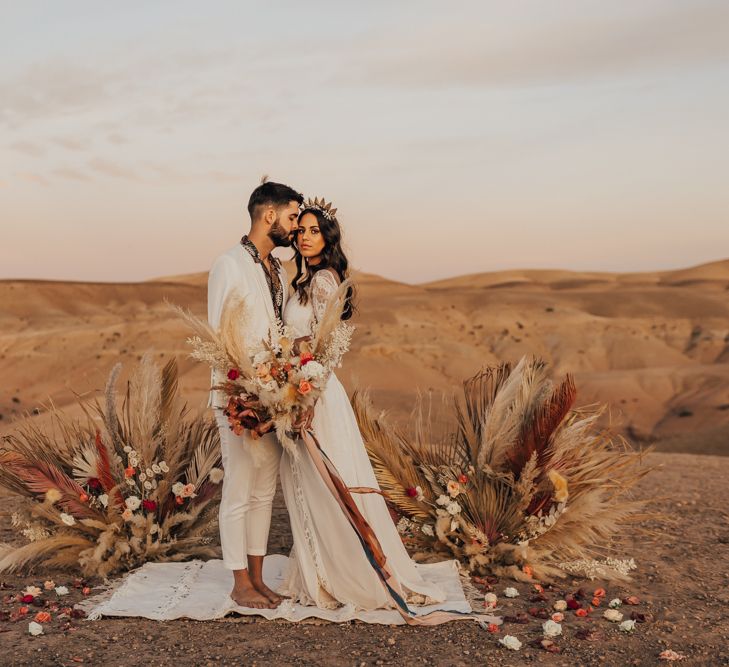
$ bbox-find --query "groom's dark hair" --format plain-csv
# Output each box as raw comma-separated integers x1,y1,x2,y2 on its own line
247,177,303,221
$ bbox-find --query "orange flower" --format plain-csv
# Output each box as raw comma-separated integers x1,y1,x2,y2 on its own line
487,623,499,633
79,492,89,503
522,565,533,577
34,611,51,623
592,597,601,606
82,587,91,596
575,608,588,617
175,496,184,505
18,606,29,616
593,587,606,598
458,473,468,484
124,466,135,478
533,583,544,594
298,380,313,396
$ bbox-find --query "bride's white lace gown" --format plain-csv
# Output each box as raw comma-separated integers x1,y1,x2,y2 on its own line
278,269,447,611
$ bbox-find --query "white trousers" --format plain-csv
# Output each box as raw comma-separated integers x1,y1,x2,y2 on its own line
215,411,282,571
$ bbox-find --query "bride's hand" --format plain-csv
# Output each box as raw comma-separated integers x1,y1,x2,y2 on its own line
293,406,315,431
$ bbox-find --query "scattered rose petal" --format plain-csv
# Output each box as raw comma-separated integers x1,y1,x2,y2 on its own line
498,635,522,651
542,620,562,638
658,649,686,661
603,609,624,622
504,587,519,598
484,592,498,608
619,619,636,633
28,621,43,636
538,639,562,654
530,593,548,602
631,611,651,623
503,613,530,625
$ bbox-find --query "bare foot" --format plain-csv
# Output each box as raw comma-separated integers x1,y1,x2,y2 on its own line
252,580,287,605
230,586,276,609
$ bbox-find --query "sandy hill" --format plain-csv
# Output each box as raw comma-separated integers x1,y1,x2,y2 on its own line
1,259,728,455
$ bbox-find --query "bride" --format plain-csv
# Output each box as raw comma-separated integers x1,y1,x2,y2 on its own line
278,198,447,612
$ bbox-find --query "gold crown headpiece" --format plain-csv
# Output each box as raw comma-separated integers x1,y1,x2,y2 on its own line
302,196,338,222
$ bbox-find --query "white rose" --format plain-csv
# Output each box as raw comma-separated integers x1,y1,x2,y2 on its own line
28,621,44,636
301,361,325,381
396,517,411,534
619,619,636,633
421,524,434,536
542,620,562,637
435,494,449,506
553,599,567,611
55,586,69,596
504,587,519,598
609,598,622,609
60,513,75,526
171,482,184,496
603,609,623,622
98,494,109,508
125,496,141,511
498,635,521,651
484,592,498,608
446,501,461,515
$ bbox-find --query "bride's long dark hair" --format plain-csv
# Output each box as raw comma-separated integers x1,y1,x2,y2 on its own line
292,208,356,320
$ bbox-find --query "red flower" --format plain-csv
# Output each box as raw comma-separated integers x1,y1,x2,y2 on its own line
300,352,314,365
21,594,35,603
487,623,499,633
405,487,418,497
124,466,135,478
458,473,468,484
567,598,582,610
227,368,240,381
175,496,184,505
79,492,89,503
87,478,102,490
142,499,157,512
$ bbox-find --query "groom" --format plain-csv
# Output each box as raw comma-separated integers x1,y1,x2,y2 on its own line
208,178,303,609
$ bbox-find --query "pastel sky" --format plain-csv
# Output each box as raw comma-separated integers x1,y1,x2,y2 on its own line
2,0,728,284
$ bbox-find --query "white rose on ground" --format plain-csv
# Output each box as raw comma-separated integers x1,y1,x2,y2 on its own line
28,622,44,636
553,599,567,611
619,619,636,632
542,620,562,637
55,586,69,596
484,593,498,608
125,496,141,511
498,635,522,651
504,587,519,598
609,598,622,609
603,609,623,622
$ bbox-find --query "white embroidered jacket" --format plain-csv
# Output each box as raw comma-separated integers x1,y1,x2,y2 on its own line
206,243,289,409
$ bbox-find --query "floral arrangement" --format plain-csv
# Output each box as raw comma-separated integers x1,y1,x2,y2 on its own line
0,355,223,578
353,355,650,582
175,281,354,453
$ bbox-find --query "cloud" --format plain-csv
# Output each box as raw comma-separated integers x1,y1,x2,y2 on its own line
9,140,45,156
107,132,126,145
53,167,91,182
88,157,140,181
53,136,89,151
342,2,729,89
15,171,49,186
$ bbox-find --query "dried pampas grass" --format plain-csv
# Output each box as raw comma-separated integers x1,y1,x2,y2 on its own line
354,355,651,582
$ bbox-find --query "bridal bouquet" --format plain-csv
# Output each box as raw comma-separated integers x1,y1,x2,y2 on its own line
177,281,354,453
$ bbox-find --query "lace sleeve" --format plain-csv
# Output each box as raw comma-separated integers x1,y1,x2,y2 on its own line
311,269,340,325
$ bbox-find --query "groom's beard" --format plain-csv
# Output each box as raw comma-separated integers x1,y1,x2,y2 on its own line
268,218,294,247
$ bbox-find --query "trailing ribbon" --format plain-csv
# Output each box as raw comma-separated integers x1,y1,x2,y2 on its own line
298,427,500,627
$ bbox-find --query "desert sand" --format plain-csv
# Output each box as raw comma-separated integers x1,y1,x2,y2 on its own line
1,259,729,665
